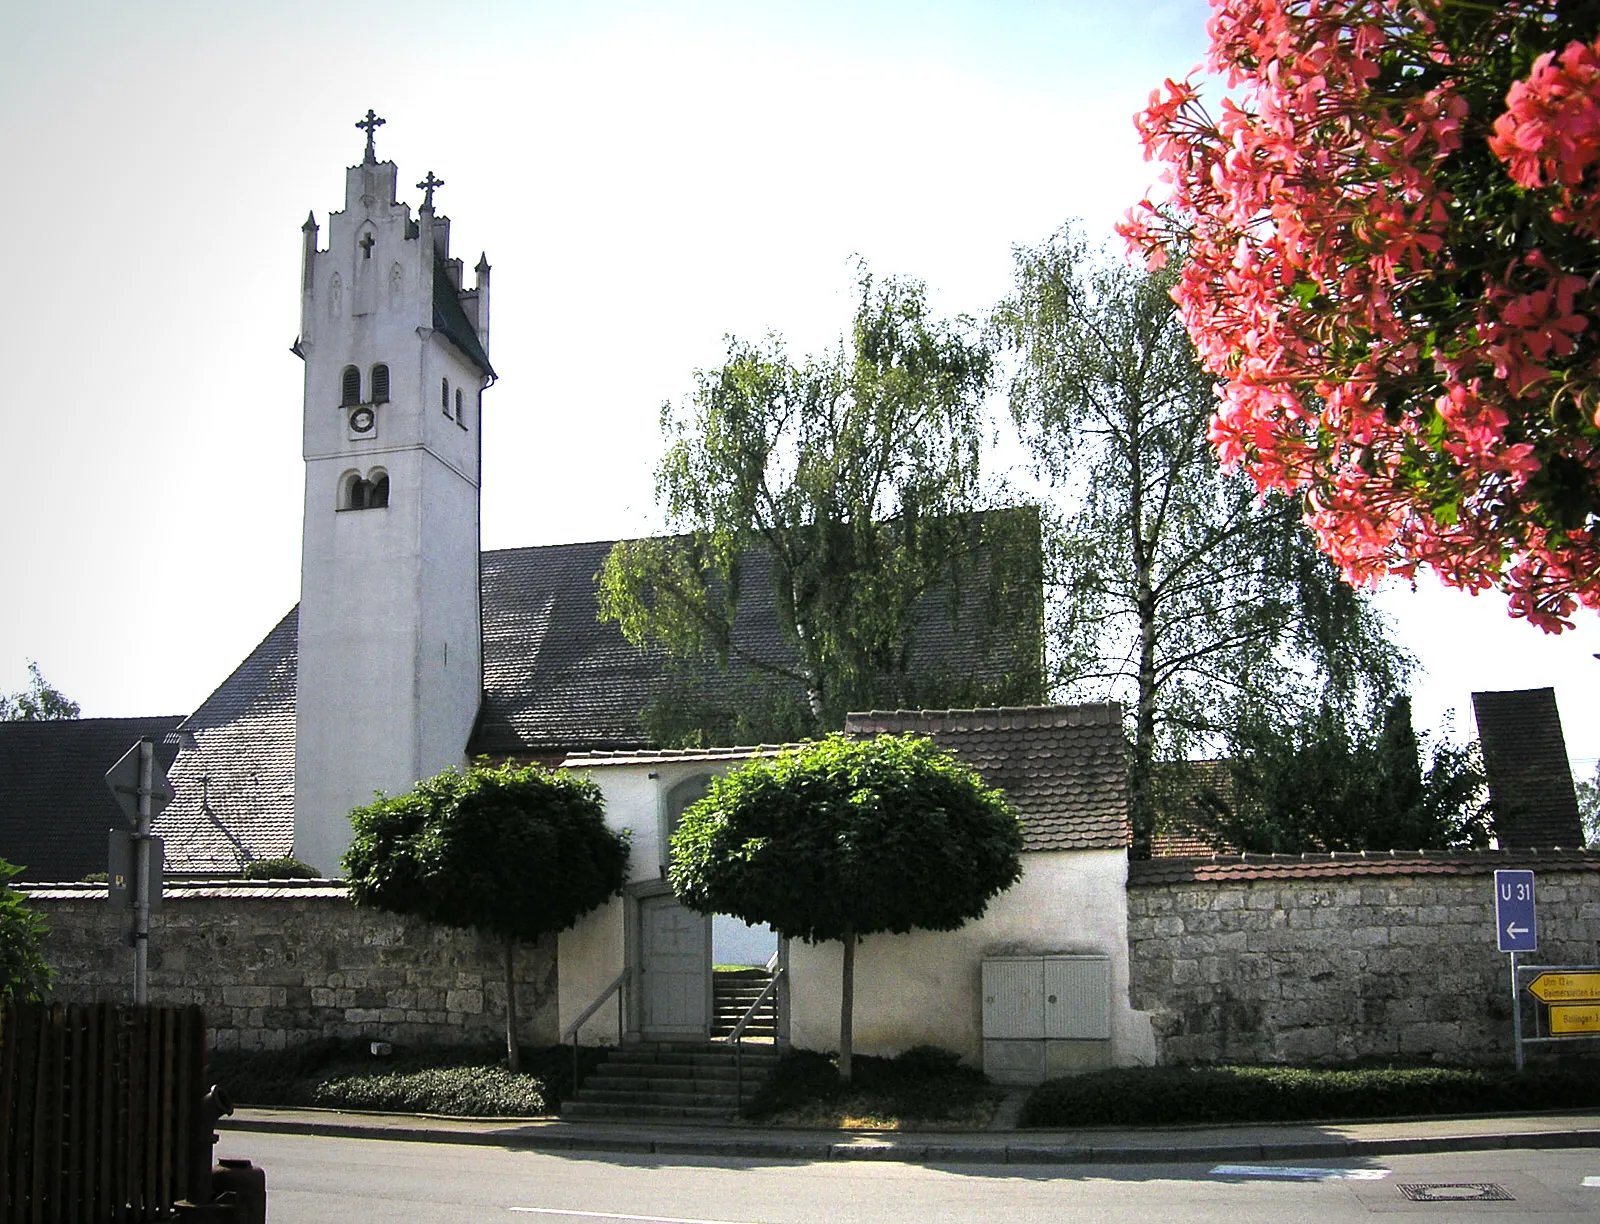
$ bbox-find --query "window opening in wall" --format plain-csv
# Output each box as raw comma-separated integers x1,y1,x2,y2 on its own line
343,470,390,511
441,377,451,415
359,231,376,259
371,363,390,403
455,388,463,423
341,366,361,406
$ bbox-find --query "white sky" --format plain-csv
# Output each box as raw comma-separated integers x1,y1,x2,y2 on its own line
1,0,1595,776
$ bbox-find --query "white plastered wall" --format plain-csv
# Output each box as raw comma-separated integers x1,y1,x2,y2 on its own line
788,848,1156,1067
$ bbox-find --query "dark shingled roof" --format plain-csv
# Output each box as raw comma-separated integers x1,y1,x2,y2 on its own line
126,531,1036,871
433,257,493,378
0,715,183,882
1128,846,1600,886
156,607,299,872
844,705,1131,851
1472,687,1585,849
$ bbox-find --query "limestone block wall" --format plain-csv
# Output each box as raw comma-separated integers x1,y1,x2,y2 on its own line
1127,851,1600,1066
23,882,558,1052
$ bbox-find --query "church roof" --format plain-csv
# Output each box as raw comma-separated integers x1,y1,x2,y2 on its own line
433,256,493,377
140,531,1037,872
0,715,184,882
1471,687,1585,849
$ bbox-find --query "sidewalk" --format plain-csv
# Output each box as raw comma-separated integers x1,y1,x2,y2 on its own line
221,1106,1600,1167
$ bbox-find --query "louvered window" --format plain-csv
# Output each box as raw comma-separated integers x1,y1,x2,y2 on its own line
370,474,390,508
455,388,463,423
441,377,451,415
341,366,362,406
371,364,390,404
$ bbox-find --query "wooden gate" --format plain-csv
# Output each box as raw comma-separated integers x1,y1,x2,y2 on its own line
0,1002,216,1222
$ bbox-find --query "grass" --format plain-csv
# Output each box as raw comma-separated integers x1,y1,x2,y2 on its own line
1020,1060,1600,1128
744,1046,1005,1130
208,1041,604,1118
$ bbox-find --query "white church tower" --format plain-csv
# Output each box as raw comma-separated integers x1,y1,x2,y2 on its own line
293,112,494,873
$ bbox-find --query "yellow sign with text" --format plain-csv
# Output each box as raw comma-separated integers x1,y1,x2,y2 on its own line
1528,972,1600,1004
1549,1005,1600,1035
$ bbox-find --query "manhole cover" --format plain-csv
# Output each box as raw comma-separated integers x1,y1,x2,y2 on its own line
1397,1183,1515,1202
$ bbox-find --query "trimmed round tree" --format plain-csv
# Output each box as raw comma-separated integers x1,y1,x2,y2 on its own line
342,762,629,1071
669,734,1023,1081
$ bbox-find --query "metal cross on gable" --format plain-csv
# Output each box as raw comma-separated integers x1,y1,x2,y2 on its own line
417,171,444,210
356,109,386,162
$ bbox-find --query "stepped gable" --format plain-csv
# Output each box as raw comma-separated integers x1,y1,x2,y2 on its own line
1472,687,1585,849
844,704,1130,851
0,714,184,882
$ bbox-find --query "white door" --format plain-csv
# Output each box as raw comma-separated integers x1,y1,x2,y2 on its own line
639,894,710,1038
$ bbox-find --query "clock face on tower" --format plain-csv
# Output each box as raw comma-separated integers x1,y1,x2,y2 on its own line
349,405,376,437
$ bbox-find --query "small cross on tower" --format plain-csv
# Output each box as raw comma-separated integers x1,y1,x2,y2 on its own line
417,171,445,210
356,109,386,163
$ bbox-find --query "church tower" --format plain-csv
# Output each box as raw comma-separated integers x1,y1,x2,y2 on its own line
293,112,494,873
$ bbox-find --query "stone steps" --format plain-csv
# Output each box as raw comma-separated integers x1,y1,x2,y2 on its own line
562,1040,780,1123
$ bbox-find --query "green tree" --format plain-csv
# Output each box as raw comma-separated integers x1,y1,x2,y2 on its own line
670,734,1022,1081
0,857,53,1003
1181,699,1492,855
995,226,1412,855
1577,761,1600,848
598,270,1040,741
343,762,629,1071
1,661,80,721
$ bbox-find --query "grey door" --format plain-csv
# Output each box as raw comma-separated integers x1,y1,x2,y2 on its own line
639,893,710,1038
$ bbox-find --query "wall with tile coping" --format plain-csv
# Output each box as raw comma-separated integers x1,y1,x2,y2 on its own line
24,884,558,1052
1126,861,1600,1065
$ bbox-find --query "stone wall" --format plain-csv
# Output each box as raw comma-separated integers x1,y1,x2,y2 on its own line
24,881,558,1052
1127,850,1600,1065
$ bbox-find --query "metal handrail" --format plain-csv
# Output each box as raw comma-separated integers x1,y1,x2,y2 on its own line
730,962,785,1103
563,969,627,1086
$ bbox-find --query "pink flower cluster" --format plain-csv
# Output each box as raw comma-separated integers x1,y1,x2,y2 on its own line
1123,0,1600,631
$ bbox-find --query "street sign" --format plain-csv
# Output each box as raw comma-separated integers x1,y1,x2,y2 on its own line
1527,971,1600,1004
1495,869,1537,953
1550,1004,1600,1035
104,739,175,825
107,830,163,913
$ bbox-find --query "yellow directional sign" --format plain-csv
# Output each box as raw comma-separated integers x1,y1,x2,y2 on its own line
1527,972,1600,1004
1550,1004,1600,1035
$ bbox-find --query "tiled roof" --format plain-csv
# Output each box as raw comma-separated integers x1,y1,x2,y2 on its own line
433,256,493,377
844,705,1130,851
21,878,348,901
131,529,1036,869
156,608,299,873
0,715,184,882
1129,845,1600,886
1151,759,1237,857
564,745,792,768
472,530,1035,756
1472,688,1585,849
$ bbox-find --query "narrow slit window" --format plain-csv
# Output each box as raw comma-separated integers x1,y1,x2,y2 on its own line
454,388,463,423
341,366,362,406
370,364,390,404
441,377,451,415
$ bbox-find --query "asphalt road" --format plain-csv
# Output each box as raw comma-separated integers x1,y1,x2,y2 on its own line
232,1132,1600,1223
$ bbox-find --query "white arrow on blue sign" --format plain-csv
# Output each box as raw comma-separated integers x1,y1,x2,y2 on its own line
1495,869,1537,953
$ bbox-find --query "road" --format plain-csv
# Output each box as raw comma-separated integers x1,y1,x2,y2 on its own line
229,1132,1600,1223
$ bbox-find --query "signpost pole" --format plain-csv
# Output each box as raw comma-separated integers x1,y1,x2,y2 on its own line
1510,950,1523,1072
135,737,153,1005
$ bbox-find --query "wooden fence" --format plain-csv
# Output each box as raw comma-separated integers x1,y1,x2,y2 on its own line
0,1003,216,1223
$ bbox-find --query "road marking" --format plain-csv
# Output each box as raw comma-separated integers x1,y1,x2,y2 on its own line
509,1209,760,1224
1582,1176,1600,1187
1210,1164,1389,1181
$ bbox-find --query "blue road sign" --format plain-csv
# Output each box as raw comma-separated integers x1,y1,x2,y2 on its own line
1495,869,1537,953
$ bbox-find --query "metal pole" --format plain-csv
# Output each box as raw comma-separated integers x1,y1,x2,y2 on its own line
1511,950,1523,1072
135,737,153,1005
